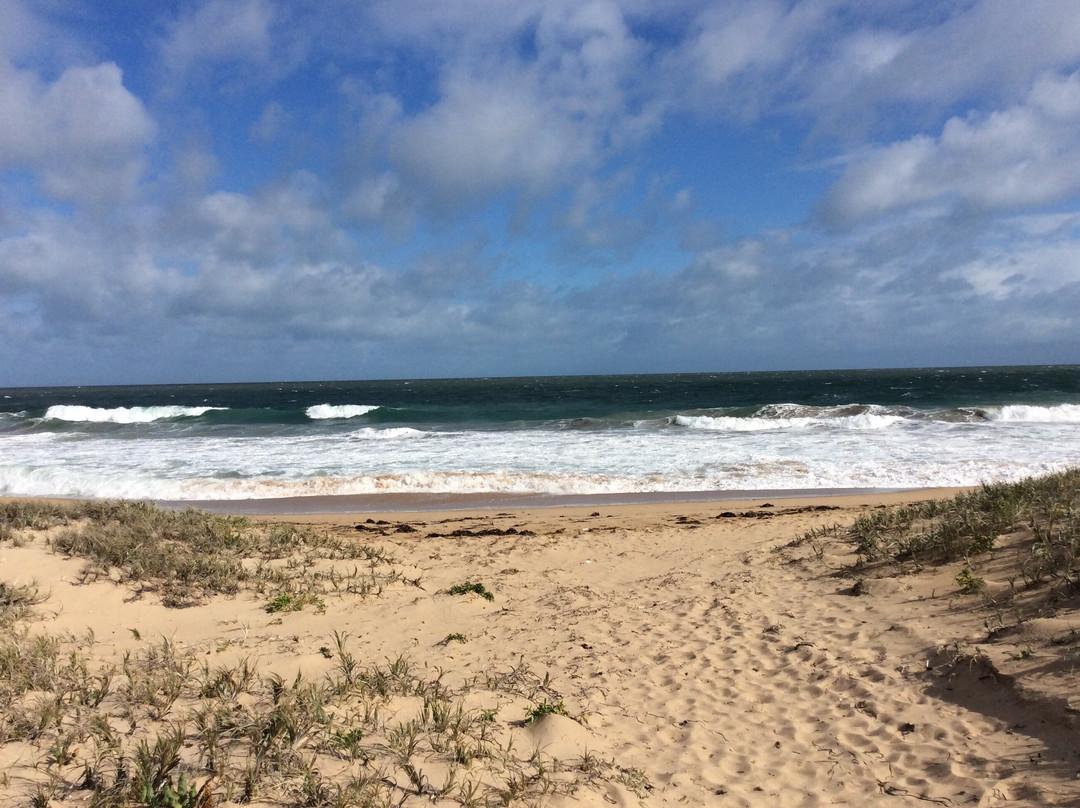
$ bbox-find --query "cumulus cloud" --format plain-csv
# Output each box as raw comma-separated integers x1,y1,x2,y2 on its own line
392,72,594,204
0,61,155,205
943,221,1080,301
0,209,179,341
338,0,656,229
819,71,1080,225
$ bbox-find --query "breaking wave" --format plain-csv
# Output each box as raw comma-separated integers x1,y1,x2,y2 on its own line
44,405,226,424
346,427,429,440
305,404,381,420
982,404,1080,423
674,404,907,432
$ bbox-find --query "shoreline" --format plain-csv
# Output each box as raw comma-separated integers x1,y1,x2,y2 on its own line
2,485,970,517
158,485,966,515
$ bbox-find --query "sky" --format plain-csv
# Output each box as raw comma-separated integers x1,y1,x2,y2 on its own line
1,0,1079,386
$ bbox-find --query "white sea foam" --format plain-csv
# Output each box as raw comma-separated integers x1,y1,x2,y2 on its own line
0,456,1070,502
674,410,905,431
44,405,225,423
985,404,1080,423
305,404,380,420
346,427,429,440
0,465,647,500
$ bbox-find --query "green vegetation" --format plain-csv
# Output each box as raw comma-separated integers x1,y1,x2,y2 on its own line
803,468,1080,623
955,567,985,595
447,581,494,601
524,700,569,722
0,499,400,608
264,591,326,614
0,579,47,628
0,621,632,805
842,469,1080,573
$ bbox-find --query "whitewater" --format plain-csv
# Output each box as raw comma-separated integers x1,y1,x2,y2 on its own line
1,367,1078,506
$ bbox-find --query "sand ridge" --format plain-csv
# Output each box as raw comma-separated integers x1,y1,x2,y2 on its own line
1,493,1078,806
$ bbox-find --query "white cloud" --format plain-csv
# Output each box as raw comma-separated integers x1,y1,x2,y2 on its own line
162,0,274,74
0,61,155,205
392,72,591,203
866,1,1080,108
679,0,821,86
343,172,402,222
666,2,1080,134
186,172,347,268
944,236,1080,301
820,71,1080,224
0,0,50,64
0,209,180,338
332,0,657,222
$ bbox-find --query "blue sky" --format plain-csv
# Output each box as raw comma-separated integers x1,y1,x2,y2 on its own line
1,0,1079,386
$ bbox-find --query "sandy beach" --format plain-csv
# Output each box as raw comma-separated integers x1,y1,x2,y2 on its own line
2,489,1079,806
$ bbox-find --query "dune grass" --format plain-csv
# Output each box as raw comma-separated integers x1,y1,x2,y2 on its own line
0,498,649,806
1,628,643,806
800,469,1080,624
1,500,400,608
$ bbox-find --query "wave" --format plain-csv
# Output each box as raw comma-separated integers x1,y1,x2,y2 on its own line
346,427,429,440
305,404,380,420
43,405,226,424
674,404,908,432
0,467,651,501
670,401,1080,431
982,404,1080,423
2,459,1072,502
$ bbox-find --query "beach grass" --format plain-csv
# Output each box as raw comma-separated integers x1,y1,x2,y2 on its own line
799,469,1080,628
1,626,623,805
0,499,647,806
1,500,402,608
846,468,1080,567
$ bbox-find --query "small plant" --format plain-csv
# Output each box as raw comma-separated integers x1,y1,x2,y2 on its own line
524,700,568,722
318,646,333,658
329,728,365,760
0,579,46,609
448,582,494,601
956,568,985,595
967,534,996,555
141,772,205,808
264,592,325,613
440,633,467,645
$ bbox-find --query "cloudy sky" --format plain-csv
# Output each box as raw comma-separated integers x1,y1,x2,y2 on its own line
2,0,1079,386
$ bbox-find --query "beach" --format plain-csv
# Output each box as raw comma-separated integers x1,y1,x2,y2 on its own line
3,487,1079,806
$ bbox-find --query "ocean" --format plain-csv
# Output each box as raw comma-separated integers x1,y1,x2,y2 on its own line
2,366,1079,510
